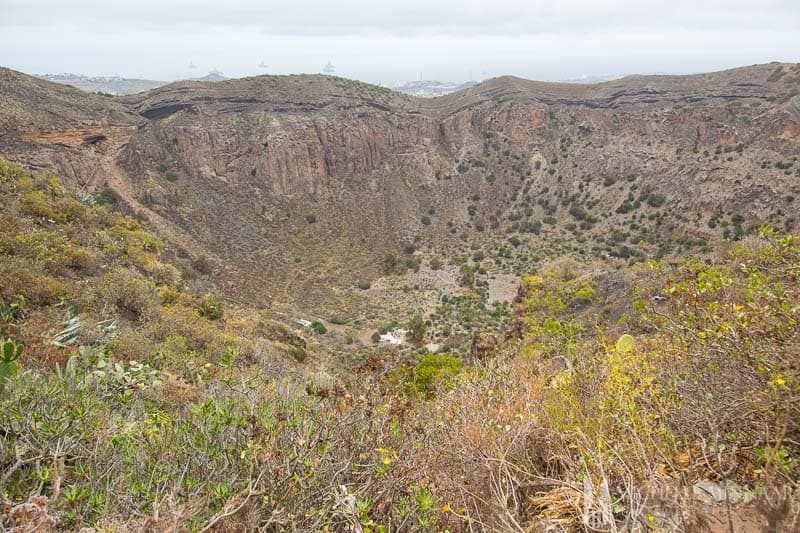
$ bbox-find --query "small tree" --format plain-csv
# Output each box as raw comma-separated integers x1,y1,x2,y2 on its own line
406,315,427,345
381,253,402,275
458,264,475,287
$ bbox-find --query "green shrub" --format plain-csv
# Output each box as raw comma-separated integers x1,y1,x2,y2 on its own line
95,187,121,206
645,192,666,207
191,255,211,274
197,294,224,320
377,321,398,335
381,253,408,275
413,353,463,396
289,346,307,362
406,315,426,344
568,205,588,220
0,295,25,335
458,264,475,287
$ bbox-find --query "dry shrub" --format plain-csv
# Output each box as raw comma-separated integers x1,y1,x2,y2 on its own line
3,496,58,532
110,324,156,362
146,261,182,288
147,304,224,353
160,371,200,404
95,268,160,320
0,260,74,306
528,486,585,528
544,256,583,281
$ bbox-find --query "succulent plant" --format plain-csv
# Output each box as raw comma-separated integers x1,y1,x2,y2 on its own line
49,310,83,347
0,337,23,393
615,334,635,353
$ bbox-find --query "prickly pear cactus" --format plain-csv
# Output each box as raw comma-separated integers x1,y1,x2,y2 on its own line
615,334,635,353
0,338,23,393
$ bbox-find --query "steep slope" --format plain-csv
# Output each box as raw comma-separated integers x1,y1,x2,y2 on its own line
2,161,798,529
0,66,138,186
1,63,799,311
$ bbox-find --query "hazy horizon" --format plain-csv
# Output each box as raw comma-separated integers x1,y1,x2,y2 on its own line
19,61,797,88
1,0,799,85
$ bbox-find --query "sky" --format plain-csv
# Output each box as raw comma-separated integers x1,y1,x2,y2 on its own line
0,0,798,84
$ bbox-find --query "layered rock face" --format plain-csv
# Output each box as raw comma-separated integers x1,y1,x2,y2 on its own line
1,64,799,305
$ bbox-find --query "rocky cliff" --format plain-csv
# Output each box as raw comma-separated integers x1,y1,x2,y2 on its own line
1,63,799,307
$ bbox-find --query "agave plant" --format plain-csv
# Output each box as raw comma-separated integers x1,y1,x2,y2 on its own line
49,309,83,348
75,191,97,205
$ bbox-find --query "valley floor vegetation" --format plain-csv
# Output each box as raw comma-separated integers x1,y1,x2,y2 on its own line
1,160,799,531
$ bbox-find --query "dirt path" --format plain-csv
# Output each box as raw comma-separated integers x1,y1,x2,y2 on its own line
101,156,218,263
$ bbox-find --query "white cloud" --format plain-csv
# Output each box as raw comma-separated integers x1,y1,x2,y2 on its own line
0,0,798,83
2,0,799,34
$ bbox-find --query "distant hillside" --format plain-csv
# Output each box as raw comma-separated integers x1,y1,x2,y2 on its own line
38,71,229,95
190,70,228,82
38,73,167,95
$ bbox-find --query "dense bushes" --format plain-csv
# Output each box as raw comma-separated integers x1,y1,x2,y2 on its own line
412,353,463,396
2,158,799,530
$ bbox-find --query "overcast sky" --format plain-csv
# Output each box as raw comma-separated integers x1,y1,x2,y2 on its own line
1,0,798,84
